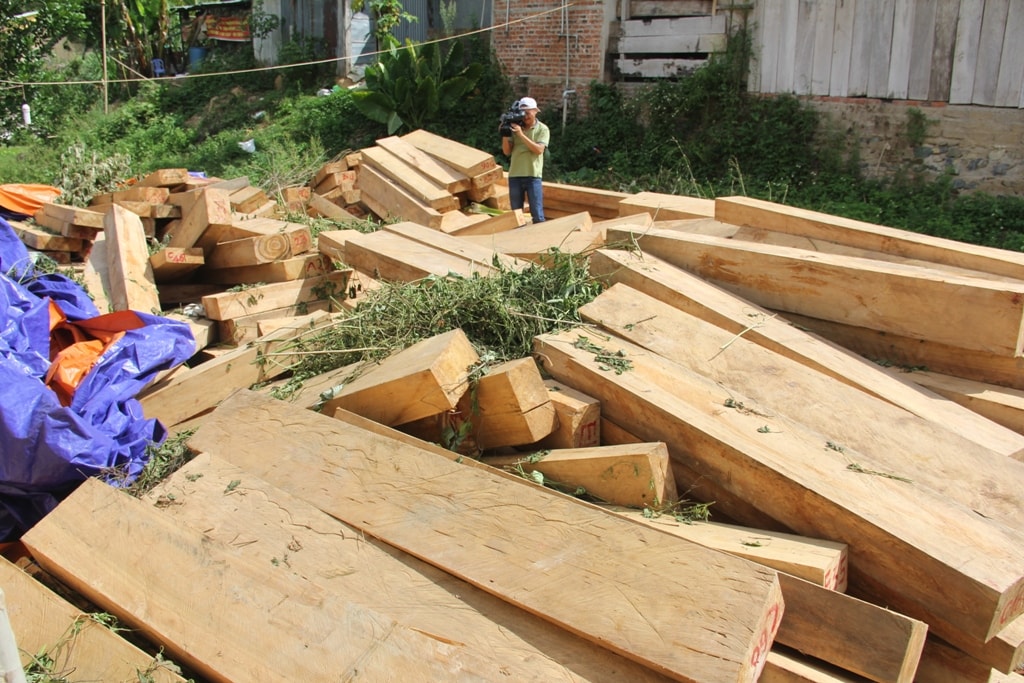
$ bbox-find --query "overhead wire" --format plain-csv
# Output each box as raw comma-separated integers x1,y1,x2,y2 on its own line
0,2,575,89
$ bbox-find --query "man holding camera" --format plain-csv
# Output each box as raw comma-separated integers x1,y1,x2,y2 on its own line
501,97,549,223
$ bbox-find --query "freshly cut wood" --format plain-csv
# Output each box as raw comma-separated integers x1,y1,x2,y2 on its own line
313,169,356,194
39,201,106,228
138,167,190,187
321,328,479,426
312,160,349,187
383,220,526,271
915,636,1024,683
579,283,1024,530
225,217,313,256
606,225,1024,358
605,508,847,590
22,479,521,683
32,210,101,240
228,185,270,214
401,129,499,177
344,230,498,282
104,205,160,313
219,301,332,345
765,574,927,683
199,252,336,286
462,211,599,262
165,187,232,249
533,328,1024,644
594,210,656,235
200,270,348,320
543,180,631,219
163,312,215,351
205,232,291,269
588,247,1024,459
360,145,460,211
532,379,601,449
447,208,526,236
139,310,332,427
459,356,557,450
188,389,787,682
109,186,170,205
716,195,1024,281
308,191,350,221
315,228,358,261
142,453,680,683
112,199,179,219
375,135,472,193
619,191,715,220
9,221,84,252
761,650,863,682
281,186,310,211
357,162,446,229
485,442,676,508
1,556,185,682
149,246,204,282
906,371,1024,436
81,232,112,313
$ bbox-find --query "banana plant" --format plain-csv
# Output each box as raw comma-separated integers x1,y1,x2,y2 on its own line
352,39,483,134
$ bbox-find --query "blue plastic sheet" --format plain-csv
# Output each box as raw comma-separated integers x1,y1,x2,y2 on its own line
0,217,195,540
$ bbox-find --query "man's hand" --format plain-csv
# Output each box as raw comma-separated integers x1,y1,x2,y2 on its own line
509,123,522,135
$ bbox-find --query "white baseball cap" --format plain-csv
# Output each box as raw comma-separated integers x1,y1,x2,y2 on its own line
518,97,540,111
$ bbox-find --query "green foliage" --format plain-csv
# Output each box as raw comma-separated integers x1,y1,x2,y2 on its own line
278,88,383,156
286,250,602,383
0,144,60,184
276,36,333,92
353,0,418,49
904,107,933,148
352,39,483,134
52,142,134,206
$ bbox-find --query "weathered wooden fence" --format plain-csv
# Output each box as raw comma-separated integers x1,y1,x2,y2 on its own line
749,0,1024,108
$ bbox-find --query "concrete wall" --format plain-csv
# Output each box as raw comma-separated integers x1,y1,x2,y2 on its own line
805,97,1024,197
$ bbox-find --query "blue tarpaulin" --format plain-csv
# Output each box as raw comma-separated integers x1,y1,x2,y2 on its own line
0,217,195,540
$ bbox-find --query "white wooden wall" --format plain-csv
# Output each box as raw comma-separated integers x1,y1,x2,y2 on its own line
749,0,1024,108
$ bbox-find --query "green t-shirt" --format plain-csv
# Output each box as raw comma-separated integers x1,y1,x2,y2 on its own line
508,120,550,178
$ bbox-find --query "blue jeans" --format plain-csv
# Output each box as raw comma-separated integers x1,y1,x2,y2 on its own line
508,176,545,223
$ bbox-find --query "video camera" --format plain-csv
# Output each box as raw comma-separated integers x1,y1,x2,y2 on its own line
499,100,527,137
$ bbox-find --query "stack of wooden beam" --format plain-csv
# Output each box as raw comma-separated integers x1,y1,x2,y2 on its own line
9,133,1024,681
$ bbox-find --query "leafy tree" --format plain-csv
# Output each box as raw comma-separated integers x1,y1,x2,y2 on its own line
0,0,90,136
353,0,417,50
351,39,483,134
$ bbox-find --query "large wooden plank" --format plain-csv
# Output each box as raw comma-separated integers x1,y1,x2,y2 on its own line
950,0,984,104
401,129,498,177
715,196,1024,280
994,0,1024,107
198,252,335,286
344,230,498,282
579,283,1024,531
972,0,1009,106
138,310,332,426
1,556,185,682
320,327,479,425
462,211,600,263
374,135,472,193
165,187,232,249
382,220,526,271
360,145,460,211
104,205,161,314
619,192,714,220
607,224,1024,358
588,247,1024,460
224,217,313,256
205,232,291,269
827,0,856,96
141,452,680,683
356,163,446,229
533,328,1024,644
22,479,522,682
200,270,348,320
187,389,787,682
929,0,961,101
906,370,1024,436
604,507,846,590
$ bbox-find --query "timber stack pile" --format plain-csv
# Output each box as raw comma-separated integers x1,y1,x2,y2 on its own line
6,133,1024,682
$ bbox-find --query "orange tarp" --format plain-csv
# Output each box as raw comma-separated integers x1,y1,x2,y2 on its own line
0,184,62,217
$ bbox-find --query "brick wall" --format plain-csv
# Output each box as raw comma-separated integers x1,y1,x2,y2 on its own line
491,0,611,117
